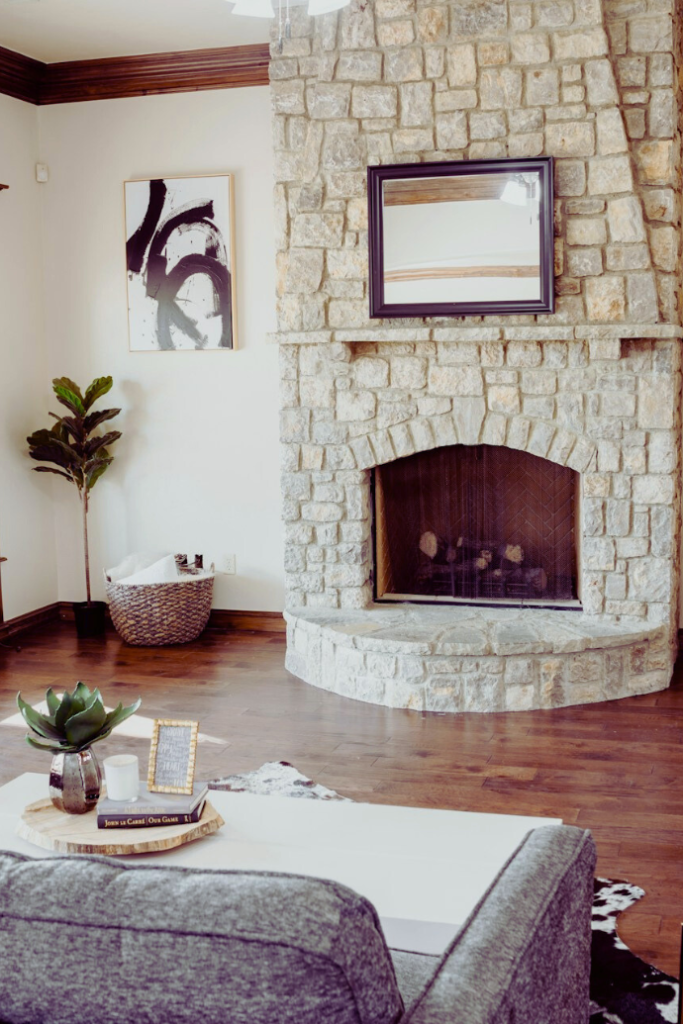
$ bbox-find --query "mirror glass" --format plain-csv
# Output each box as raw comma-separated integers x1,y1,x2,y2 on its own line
382,171,542,306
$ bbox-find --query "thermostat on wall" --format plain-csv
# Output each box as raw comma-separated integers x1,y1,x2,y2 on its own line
35,163,49,184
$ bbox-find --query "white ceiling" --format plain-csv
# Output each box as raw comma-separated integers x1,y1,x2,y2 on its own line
0,0,271,63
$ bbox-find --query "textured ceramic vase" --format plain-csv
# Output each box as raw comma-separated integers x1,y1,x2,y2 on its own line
49,748,102,814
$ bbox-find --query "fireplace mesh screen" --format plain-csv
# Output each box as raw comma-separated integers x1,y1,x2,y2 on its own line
374,444,578,605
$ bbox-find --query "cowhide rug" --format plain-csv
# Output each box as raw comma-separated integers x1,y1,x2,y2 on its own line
210,762,681,1024
590,879,679,1024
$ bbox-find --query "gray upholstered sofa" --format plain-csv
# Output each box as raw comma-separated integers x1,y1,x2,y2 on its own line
0,824,595,1024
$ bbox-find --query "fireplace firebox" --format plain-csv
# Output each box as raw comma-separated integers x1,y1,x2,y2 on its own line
373,445,579,608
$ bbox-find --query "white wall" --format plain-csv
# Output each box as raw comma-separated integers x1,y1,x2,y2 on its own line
0,93,58,619
37,87,284,611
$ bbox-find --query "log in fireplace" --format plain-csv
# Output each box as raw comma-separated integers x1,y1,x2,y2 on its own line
372,444,579,608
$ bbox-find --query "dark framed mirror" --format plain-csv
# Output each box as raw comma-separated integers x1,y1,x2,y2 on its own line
367,157,555,319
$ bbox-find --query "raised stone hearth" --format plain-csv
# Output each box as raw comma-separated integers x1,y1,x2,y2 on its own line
285,605,668,712
271,0,683,711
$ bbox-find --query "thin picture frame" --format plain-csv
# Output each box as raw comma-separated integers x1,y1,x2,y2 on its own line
123,172,238,352
147,719,199,795
367,157,555,319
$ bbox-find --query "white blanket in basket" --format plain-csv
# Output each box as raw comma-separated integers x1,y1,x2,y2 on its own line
107,552,171,583
116,554,179,585
108,553,213,586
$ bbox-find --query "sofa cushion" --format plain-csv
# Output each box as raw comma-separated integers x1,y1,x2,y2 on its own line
390,951,439,1014
0,851,403,1024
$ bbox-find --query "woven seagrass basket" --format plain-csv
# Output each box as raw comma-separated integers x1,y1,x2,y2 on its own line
105,572,215,646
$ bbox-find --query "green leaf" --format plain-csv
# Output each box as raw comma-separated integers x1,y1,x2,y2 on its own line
28,436,81,471
83,376,113,411
54,692,73,731
45,688,61,716
28,428,78,457
49,413,84,442
86,454,114,491
25,735,70,753
33,467,74,483
53,377,84,403
27,429,55,447
68,681,93,717
50,421,70,443
53,390,84,417
45,419,79,452
64,699,108,747
52,379,86,417
48,434,78,456
83,688,104,714
85,432,122,457
28,445,71,465
16,694,64,740
103,701,123,727
84,454,111,470
72,681,92,700
28,450,75,475
103,697,141,732
83,408,121,435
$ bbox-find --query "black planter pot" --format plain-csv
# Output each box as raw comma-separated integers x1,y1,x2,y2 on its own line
73,601,107,638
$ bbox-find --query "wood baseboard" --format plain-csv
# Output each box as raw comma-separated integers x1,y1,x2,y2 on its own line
0,602,61,640
1,601,284,638
208,609,286,634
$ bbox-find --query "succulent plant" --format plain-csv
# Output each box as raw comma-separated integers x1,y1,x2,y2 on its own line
17,682,141,754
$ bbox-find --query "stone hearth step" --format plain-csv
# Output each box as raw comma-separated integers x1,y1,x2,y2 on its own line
284,606,670,714
287,604,658,657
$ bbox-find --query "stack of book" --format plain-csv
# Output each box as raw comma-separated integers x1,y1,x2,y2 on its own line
97,782,208,830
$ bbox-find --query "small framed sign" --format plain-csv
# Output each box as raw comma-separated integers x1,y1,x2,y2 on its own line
147,719,199,795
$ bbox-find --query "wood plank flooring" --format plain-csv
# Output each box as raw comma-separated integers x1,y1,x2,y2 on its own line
0,621,681,977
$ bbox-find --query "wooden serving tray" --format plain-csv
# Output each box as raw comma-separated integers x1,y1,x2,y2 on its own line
16,798,224,856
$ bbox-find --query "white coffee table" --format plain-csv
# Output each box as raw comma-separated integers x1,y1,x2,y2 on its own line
0,773,561,955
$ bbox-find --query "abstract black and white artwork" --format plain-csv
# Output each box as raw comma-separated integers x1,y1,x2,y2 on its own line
124,174,236,351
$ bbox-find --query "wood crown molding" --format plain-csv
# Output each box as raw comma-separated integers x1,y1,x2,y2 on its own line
0,43,43,104
0,42,269,106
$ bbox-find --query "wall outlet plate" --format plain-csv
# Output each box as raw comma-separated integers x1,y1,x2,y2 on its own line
218,554,236,575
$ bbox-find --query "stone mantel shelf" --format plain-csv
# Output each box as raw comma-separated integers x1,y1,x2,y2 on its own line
270,324,683,345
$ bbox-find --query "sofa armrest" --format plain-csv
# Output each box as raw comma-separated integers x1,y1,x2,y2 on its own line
404,825,596,1024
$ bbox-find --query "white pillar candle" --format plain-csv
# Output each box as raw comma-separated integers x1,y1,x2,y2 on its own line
103,754,140,802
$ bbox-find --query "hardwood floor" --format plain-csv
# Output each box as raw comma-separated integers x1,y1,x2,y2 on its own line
1,620,681,977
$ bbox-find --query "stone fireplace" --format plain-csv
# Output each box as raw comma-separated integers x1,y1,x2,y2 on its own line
270,0,683,712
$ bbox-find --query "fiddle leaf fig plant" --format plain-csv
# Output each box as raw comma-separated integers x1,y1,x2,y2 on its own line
27,376,122,605
17,682,141,754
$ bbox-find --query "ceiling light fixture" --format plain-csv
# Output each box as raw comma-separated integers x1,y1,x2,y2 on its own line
230,0,277,15
227,0,351,51
307,0,350,12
